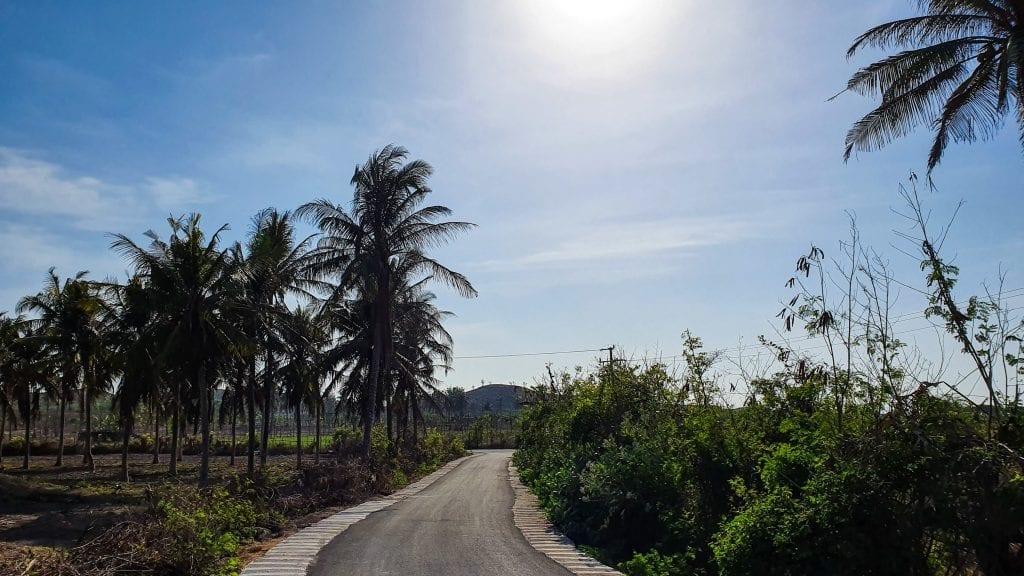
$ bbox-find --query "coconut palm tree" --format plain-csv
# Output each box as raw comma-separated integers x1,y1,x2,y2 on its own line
103,276,161,481
8,326,50,469
241,209,315,470
17,269,103,469
299,144,477,458
0,313,24,469
842,0,1024,171
110,214,243,485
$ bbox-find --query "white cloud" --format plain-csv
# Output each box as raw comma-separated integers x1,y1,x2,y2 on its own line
0,148,210,229
482,216,757,271
0,147,136,229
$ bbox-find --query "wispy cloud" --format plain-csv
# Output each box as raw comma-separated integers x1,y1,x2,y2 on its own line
0,148,211,230
482,215,759,271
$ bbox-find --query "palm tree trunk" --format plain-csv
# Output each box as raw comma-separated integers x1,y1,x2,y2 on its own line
412,405,419,444
261,345,274,469
363,333,381,459
22,400,31,470
386,401,393,443
199,361,211,487
120,417,131,482
362,293,389,459
229,402,237,466
152,399,160,464
314,400,321,465
169,380,180,476
55,394,65,467
0,405,6,468
247,357,257,477
83,366,94,471
295,403,302,468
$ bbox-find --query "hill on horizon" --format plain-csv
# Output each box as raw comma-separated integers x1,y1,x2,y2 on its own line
465,383,528,415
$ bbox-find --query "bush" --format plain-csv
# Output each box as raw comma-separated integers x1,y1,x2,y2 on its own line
515,358,1024,576
156,487,258,576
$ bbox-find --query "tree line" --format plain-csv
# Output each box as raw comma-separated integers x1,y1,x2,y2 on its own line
515,186,1024,576
0,145,476,486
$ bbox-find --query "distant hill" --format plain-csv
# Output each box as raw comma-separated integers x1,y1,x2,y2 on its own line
465,384,528,415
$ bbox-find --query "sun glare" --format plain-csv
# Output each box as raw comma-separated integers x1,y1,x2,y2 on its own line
517,0,676,80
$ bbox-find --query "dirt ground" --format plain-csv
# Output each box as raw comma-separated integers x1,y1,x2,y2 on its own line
0,452,308,548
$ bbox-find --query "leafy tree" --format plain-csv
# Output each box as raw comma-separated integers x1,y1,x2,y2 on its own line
17,269,103,469
111,214,242,485
300,144,477,458
841,0,1024,171
0,312,22,468
241,208,314,471
104,276,162,481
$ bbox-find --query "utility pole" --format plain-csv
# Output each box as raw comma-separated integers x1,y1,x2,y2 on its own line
598,346,615,408
600,346,615,367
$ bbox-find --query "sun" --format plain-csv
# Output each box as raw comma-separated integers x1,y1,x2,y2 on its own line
516,0,676,80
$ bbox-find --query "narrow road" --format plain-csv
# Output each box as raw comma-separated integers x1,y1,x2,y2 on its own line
309,450,571,576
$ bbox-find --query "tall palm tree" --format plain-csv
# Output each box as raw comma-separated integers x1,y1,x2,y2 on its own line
0,313,23,469
242,209,315,471
299,144,477,458
17,269,103,469
8,326,50,470
841,0,1024,171
111,214,242,486
104,276,161,482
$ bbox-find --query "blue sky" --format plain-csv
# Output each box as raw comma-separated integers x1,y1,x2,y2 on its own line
1,1,1021,393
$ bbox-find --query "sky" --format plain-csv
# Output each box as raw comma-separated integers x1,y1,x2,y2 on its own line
0,1,1021,395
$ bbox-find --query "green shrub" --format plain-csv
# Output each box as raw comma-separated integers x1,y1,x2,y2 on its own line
156,487,259,576
618,549,692,576
448,434,466,458
515,357,1024,576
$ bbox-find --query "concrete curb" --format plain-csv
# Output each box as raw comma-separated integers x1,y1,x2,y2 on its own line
240,455,473,576
509,462,624,576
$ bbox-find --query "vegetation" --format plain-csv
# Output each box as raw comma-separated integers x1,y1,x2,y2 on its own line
840,0,1024,171
0,430,466,576
0,144,475,574
0,144,474,483
515,188,1024,576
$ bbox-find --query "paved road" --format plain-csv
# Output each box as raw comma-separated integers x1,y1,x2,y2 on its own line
309,450,571,576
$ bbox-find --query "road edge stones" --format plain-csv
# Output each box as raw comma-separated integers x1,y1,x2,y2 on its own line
240,454,474,576
508,461,624,576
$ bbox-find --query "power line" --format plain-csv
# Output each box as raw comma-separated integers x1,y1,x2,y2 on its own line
453,347,605,360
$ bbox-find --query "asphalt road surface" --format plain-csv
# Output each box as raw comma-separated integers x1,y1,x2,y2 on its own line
309,450,571,576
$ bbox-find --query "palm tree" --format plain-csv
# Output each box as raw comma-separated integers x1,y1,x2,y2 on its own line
104,276,161,482
242,209,315,471
10,329,49,469
0,313,23,469
111,214,242,486
17,269,103,469
841,0,1024,171
299,144,477,458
